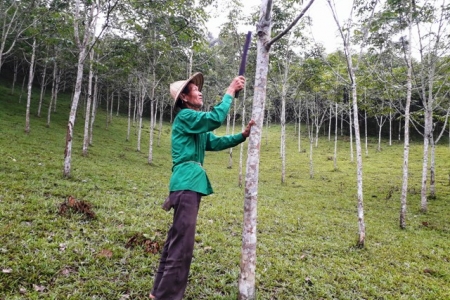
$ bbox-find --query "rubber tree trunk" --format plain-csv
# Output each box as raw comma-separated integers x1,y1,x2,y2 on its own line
25,36,36,134
399,4,413,228
82,48,95,156
238,1,272,298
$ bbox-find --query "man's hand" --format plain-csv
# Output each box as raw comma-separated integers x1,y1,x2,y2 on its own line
242,120,255,138
226,76,246,97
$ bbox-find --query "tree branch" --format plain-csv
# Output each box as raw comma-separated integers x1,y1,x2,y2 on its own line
265,0,316,51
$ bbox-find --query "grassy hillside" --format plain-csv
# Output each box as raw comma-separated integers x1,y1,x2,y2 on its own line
0,81,449,299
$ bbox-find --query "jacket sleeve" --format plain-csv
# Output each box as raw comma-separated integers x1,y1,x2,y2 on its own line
205,131,246,151
176,94,233,134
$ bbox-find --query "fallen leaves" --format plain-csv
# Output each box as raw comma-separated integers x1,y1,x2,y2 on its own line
58,196,96,219
98,249,113,258
126,233,161,254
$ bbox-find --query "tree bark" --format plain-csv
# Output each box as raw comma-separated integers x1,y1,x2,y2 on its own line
63,0,97,177
37,58,48,118
238,1,272,298
25,36,36,134
334,101,338,170
82,48,95,156
399,5,412,228
127,86,132,142
89,74,98,145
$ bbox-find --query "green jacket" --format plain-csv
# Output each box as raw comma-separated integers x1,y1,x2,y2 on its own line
169,93,246,195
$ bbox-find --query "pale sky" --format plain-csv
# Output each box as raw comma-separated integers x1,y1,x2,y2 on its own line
206,0,354,53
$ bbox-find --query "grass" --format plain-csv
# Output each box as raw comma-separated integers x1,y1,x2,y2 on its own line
0,81,449,299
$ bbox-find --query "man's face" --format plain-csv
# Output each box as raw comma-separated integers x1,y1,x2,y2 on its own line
183,83,203,108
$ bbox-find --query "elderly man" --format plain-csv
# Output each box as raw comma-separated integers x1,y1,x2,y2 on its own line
150,73,254,299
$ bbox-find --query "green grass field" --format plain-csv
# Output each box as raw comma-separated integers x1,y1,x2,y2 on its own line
0,81,449,299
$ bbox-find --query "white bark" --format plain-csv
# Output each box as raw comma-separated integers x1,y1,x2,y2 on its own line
53,68,61,113
63,0,98,177
116,91,120,116
148,98,155,164
238,2,271,298
298,98,302,152
349,104,354,162
416,0,450,213
400,4,412,228
136,82,145,152
429,111,449,199
47,59,58,127
37,58,48,118
327,0,377,246
280,42,290,183
307,107,314,178
364,89,368,156
25,35,36,134
157,97,164,147
82,48,95,156
127,86,132,142
0,1,28,72
377,116,385,152
89,74,98,145
328,103,332,141
334,101,338,170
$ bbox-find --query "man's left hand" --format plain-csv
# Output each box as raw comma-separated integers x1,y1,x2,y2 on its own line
242,120,255,138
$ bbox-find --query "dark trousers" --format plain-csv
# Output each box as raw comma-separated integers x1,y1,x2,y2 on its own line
151,190,202,300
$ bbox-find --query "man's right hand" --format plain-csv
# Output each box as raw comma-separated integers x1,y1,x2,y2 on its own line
226,76,246,97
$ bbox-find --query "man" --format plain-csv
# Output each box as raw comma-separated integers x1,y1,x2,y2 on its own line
150,73,254,299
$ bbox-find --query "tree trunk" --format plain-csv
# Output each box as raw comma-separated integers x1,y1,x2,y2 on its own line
47,60,58,127
400,5,412,228
307,107,314,179
82,49,95,156
364,89,368,156
11,56,18,94
298,98,302,152
389,108,393,146
19,72,26,103
37,59,48,118
328,103,332,141
148,98,155,164
280,46,290,183
377,119,383,152
349,104,354,162
25,36,36,134
158,98,164,147
420,110,431,212
116,90,120,116
53,68,61,113
137,83,145,152
106,88,110,129
89,74,98,145
327,0,368,246
63,0,97,177
127,87,132,142
238,2,272,298
63,48,87,176
429,136,436,199
334,101,338,170
109,91,114,123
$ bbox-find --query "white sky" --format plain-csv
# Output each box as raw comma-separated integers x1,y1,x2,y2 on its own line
206,0,354,53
